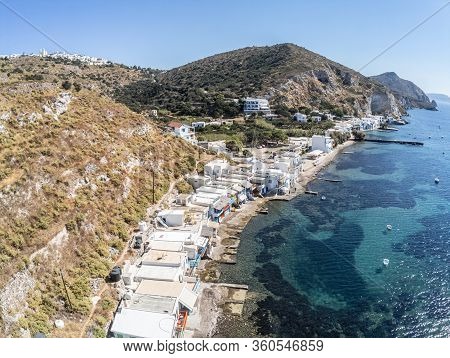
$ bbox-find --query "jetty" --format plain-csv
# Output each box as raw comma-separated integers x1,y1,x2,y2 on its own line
353,139,424,146
318,178,342,183
305,190,319,195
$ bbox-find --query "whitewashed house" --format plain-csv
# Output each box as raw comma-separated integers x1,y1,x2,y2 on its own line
192,121,206,129
204,160,230,179
311,135,333,153
293,113,307,122
167,121,197,144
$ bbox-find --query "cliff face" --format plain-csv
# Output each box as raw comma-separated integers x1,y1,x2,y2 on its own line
264,59,403,117
371,72,437,111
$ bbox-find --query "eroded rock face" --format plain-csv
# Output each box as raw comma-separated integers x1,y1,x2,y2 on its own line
370,90,402,117
268,64,402,117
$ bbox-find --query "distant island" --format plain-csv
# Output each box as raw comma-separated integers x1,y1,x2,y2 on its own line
427,93,450,102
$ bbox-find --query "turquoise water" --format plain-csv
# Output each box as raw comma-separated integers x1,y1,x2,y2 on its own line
219,100,450,337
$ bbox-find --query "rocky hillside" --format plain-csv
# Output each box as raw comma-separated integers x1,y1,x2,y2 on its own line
0,57,206,337
371,72,437,111
117,43,404,118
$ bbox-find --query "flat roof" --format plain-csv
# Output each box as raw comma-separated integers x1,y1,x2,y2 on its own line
197,187,229,195
135,265,182,282
151,230,194,242
135,280,186,298
141,250,187,266
111,308,175,338
195,191,222,200
149,241,184,252
213,197,230,210
158,209,185,216
191,196,215,206
124,294,177,314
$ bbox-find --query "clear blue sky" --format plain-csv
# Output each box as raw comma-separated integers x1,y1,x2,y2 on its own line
1,0,449,94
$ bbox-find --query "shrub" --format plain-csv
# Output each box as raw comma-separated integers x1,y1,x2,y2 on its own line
61,81,72,90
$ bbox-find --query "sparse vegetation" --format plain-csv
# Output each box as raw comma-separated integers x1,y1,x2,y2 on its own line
0,58,208,336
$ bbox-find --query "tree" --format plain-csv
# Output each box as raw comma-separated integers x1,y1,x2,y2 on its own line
73,82,82,92
226,139,242,152
352,130,365,141
330,131,350,146
61,81,72,90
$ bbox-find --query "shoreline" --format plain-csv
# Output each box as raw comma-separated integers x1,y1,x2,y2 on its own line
196,140,355,337
219,139,355,245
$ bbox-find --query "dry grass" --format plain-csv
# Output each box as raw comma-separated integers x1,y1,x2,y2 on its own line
0,64,208,336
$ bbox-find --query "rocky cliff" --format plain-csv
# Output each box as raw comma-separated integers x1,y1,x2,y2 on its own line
371,72,437,111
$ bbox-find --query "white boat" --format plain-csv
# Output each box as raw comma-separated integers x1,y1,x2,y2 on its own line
435,177,440,184
386,224,392,231
383,258,390,267
321,196,326,200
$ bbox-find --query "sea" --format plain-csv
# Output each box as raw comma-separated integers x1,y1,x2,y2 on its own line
218,98,450,338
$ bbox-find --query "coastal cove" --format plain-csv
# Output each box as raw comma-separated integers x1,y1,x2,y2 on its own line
216,101,450,338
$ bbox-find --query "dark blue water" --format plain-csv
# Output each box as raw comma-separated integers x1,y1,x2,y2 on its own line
220,100,450,338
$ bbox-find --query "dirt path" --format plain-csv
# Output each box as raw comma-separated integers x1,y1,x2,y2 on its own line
77,179,180,337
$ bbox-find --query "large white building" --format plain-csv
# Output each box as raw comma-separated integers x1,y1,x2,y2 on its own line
243,98,270,114
311,135,333,153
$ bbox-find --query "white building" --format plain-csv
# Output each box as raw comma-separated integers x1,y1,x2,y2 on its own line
243,98,270,114
167,121,197,144
192,121,206,129
204,160,230,179
311,135,333,153
293,113,307,122
157,209,185,227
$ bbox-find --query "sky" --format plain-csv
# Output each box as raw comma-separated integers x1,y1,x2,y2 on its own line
1,0,449,94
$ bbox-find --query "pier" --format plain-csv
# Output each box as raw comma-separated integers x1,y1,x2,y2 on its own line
305,190,319,195
318,178,342,183
353,139,424,146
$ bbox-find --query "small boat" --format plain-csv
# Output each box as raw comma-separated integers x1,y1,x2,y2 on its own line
435,177,440,184
383,258,390,267
386,224,393,231
321,196,326,200
257,208,269,215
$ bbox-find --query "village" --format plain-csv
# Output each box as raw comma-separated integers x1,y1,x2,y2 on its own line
106,97,394,338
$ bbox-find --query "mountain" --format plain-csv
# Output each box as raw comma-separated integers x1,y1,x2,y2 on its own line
371,72,437,111
0,56,207,337
117,43,404,118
